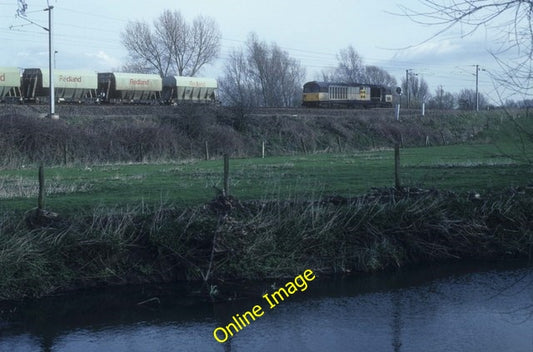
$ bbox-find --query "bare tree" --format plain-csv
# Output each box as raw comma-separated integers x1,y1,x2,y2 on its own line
219,34,306,108
333,47,397,87
335,46,366,84
121,21,170,76
248,39,306,106
316,69,337,82
364,65,398,87
398,1,533,97
218,49,261,108
401,75,430,108
427,86,455,110
457,88,487,110
154,10,186,75
121,10,220,76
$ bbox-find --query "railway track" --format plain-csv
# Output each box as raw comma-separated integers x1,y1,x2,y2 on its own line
251,106,395,115
1,102,430,120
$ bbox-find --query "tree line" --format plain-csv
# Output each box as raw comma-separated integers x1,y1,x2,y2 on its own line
121,7,530,110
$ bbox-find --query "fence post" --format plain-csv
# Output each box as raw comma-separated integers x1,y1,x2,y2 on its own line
63,142,67,165
205,141,209,161
38,163,45,212
394,144,401,190
395,104,400,121
300,138,308,155
223,154,230,197
262,140,265,159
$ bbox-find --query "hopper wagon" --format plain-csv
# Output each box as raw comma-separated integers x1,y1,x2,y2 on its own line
98,73,162,104
21,68,98,103
0,67,22,102
162,76,217,104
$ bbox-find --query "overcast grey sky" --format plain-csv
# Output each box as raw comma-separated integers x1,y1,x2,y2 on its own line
0,0,519,103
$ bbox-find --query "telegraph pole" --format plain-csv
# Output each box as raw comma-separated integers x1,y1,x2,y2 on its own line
45,5,57,119
405,69,409,108
475,64,479,112
473,65,486,111
405,69,416,109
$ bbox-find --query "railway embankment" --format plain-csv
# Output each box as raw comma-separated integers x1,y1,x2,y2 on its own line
0,104,492,167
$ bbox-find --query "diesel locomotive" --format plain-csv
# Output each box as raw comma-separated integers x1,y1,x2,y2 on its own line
302,81,393,108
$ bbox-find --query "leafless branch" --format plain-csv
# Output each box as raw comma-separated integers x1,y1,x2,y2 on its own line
121,10,220,77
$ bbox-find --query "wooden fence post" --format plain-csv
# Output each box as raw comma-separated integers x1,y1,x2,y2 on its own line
394,144,401,190
38,163,44,211
300,138,308,155
223,154,230,197
63,143,68,165
205,141,209,161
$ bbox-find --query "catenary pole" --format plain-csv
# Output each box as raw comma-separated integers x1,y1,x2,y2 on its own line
475,64,479,112
45,5,57,119
405,69,409,108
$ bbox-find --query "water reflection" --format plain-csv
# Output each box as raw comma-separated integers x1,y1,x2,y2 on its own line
0,261,532,352
391,291,403,352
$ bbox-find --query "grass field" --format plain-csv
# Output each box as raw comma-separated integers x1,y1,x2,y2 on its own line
1,141,531,215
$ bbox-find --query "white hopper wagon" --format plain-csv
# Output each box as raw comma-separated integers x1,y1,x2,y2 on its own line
21,69,98,103
98,73,162,103
0,67,21,102
162,76,217,104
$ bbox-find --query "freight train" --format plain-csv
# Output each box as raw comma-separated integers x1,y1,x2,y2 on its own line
302,81,393,108
0,67,218,104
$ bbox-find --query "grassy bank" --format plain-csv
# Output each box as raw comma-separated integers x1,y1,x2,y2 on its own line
0,188,532,301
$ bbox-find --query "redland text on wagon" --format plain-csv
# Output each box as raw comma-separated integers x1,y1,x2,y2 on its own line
58,75,82,83
130,79,150,86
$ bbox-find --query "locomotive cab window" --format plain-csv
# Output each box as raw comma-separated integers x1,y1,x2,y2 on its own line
303,82,328,93
303,83,319,93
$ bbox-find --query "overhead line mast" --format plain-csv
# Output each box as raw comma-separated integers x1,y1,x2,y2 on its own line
16,0,58,119
44,4,56,118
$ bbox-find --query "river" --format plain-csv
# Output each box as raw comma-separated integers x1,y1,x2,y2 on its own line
1,261,532,351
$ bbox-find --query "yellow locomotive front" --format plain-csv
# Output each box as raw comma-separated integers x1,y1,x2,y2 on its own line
302,81,329,107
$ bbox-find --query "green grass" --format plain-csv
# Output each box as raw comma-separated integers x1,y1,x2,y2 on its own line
1,141,532,215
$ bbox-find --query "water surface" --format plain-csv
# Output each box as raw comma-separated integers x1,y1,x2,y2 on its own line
1,261,532,351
